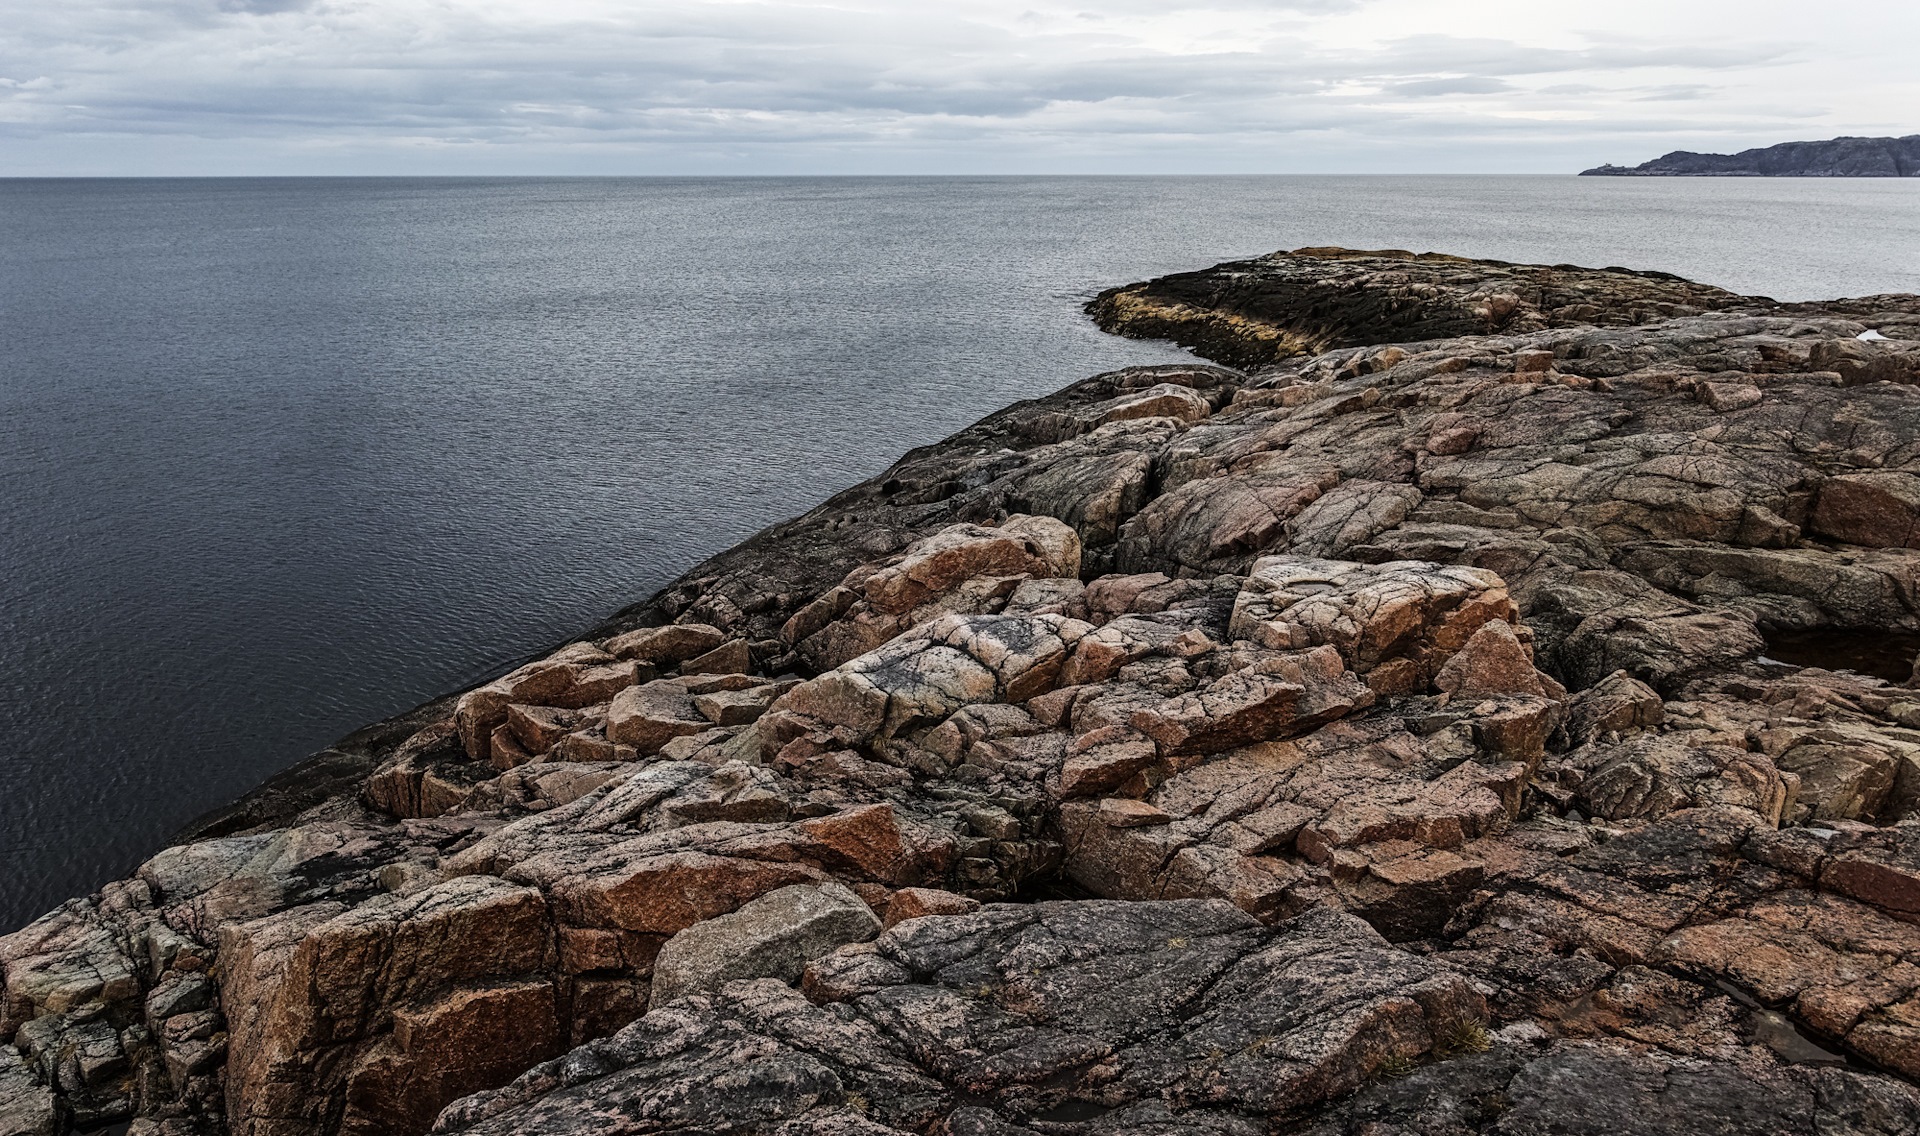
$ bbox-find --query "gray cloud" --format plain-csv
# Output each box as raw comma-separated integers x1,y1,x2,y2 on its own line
1631,84,1718,102
1386,76,1513,97
0,0,1910,173
215,0,315,12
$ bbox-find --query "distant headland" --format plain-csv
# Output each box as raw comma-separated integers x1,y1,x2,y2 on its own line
1582,134,1920,177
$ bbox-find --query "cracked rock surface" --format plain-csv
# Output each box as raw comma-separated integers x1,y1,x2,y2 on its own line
7,247,1920,1135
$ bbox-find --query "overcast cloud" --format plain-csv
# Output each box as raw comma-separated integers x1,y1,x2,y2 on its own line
0,0,1913,174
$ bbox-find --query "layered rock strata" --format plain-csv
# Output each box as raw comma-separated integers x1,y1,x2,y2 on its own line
6,249,1920,1135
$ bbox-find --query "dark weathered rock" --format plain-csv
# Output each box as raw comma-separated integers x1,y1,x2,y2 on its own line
432,901,1485,1134
0,1044,56,1136
1086,247,1757,368
1298,1042,1920,1135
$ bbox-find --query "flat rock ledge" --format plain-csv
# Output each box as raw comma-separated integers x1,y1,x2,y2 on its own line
8,248,1920,1136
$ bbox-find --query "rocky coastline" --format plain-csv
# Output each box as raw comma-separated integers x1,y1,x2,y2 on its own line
1580,135,1920,177
8,247,1920,1135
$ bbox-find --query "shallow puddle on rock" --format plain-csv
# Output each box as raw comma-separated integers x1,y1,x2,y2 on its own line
1715,980,1852,1066
1757,629,1920,685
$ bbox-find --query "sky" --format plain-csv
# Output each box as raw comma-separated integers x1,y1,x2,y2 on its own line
0,0,1914,176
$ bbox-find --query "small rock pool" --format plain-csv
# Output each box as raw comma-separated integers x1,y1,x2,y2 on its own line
1758,629,1920,685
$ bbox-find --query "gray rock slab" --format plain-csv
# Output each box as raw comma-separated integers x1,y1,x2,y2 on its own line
649,882,881,1007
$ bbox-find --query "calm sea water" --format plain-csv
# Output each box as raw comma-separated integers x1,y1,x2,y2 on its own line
3,175,1917,929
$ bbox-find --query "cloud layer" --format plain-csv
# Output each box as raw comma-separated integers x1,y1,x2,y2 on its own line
1,0,1913,174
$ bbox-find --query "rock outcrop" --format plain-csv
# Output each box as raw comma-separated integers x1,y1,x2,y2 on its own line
1583,135,1920,177
7,248,1920,1135
1084,246,1761,369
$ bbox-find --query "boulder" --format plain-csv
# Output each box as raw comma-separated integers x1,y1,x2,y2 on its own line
1432,619,1549,699
1822,830,1920,916
1551,736,1793,825
1098,798,1172,828
789,516,1081,674
604,623,725,664
453,645,640,760
649,883,881,1006
1058,730,1159,797
1,901,141,1028
1811,471,1920,548
605,680,711,755
1228,556,1514,686
880,888,982,929
1562,669,1665,746
1129,648,1375,755
681,639,752,676
863,518,1077,616
538,850,830,937
1700,381,1763,412
505,704,581,755
340,980,563,1136
692,684,779,726
1775,742,1898,821
1016,382,1213,442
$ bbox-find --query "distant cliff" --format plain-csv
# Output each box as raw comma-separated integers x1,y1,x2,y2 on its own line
1582,134,1920,177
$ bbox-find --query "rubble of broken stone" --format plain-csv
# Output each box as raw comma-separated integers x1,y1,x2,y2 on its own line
7,248,1920,1135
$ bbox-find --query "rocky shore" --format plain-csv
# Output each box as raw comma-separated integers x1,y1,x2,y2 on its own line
7,247,1920,1136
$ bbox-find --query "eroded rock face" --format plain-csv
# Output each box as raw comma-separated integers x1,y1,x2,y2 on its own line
0,1044,56,1136
9,250,1920,1135
433,901,1485,1134
219,874,561,1136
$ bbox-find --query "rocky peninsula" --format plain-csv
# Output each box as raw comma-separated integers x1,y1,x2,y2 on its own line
7,247,1920,1136
1581,136,1920,177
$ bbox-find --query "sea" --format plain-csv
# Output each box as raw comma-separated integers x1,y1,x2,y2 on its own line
3,174,1918,930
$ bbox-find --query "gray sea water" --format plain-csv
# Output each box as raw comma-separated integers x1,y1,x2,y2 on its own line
4,174,1918,930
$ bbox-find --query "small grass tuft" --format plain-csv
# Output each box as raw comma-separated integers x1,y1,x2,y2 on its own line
1437,1017,1492,1056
